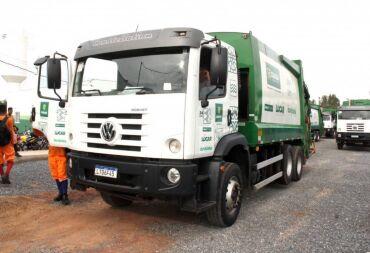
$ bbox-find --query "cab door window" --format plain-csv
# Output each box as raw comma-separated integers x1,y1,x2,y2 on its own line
199,46,226,100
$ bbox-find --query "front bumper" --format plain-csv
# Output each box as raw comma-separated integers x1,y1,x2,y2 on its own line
336,132,370,143
68,151,198,197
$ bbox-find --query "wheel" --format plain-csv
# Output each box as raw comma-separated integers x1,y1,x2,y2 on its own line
279,145,293,185
337,142,344,150
292,146,303,181
206,162,243,227
100,192,133,207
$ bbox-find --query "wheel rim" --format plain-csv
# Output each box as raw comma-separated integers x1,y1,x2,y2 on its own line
297,157,302,175
286,154,293,177
225,176,241,215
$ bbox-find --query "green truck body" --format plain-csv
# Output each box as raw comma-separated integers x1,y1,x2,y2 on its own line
209,32,311,157
309,104,324,141
342,99,370,106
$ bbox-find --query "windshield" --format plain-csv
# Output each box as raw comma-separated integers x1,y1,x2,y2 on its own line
323,115,331,121
73,47,189,96
338,110,370,120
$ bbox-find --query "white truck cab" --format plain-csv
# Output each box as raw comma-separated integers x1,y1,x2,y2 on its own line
336,106,370,149
323,112,336,137
32,28,242,226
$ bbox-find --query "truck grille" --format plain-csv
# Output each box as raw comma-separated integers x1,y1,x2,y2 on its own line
346,123,364,132
81,113,145,152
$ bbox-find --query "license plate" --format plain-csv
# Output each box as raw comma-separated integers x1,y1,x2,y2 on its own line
94,165,118,178
351,135,359,138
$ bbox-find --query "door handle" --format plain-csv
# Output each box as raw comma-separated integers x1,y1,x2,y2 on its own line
227,109,232,126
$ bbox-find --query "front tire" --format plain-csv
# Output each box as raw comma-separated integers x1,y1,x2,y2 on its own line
206,162,243,227
100,192,133,207
337,142,344,150
292,146,303,181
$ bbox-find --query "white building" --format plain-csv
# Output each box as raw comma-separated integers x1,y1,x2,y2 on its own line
0,31,38,125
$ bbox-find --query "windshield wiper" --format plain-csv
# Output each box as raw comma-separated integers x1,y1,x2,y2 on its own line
136,87,154,95
78,89,102,96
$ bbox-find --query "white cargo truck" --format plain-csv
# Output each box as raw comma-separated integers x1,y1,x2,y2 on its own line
336,106,370,149
323,112,336,138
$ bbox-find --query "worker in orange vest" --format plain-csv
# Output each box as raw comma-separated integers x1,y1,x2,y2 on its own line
48,146,70,205
0,100,16,184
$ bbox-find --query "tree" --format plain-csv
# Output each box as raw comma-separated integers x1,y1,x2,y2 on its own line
320,94,340,108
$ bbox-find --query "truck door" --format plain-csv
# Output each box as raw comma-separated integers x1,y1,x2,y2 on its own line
195,43,239,157
32,54,70,147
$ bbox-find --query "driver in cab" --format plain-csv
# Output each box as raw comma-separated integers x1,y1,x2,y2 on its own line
199,66,223,100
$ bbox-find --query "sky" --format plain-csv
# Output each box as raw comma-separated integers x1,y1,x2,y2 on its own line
0,0,370,107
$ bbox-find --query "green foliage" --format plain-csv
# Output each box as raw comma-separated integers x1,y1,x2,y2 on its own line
320,94,340,108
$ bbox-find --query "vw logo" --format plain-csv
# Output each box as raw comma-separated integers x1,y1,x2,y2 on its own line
100,121,116,142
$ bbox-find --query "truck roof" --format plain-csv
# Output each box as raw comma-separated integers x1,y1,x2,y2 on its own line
339,105,370,111
74,27,204,60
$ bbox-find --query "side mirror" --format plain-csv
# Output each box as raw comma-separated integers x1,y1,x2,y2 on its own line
47,58,62,89
210,47,228,88
34,56,49,66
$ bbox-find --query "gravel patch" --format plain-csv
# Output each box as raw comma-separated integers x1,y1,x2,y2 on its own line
1,140,369,252
0,160,55,196
157,139,370,253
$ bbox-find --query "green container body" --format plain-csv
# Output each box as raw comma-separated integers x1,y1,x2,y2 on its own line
209,32,311,157
342,99,370,106
309,104,324,136
322,107,337,118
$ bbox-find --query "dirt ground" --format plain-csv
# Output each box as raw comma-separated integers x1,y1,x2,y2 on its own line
0,190,175,253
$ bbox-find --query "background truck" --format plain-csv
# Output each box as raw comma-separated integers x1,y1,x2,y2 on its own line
32,28,311,227
322,107,337,138
336,100,370,149
310,104,324,141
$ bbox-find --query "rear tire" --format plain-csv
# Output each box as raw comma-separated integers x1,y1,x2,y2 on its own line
100,192,133,207
279,145,293,185
337,142,344,150
206,162,243,227
292,146,303,181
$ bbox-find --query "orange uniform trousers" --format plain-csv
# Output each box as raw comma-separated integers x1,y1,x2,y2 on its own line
48,146,67,181
0,144,14,165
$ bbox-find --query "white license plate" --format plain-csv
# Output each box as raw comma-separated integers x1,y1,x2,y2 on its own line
94,165,118,178
351,135,359,138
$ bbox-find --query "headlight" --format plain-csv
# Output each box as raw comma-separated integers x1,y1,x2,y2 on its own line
337,134,341,137
169,139,181,153
167,168,181,184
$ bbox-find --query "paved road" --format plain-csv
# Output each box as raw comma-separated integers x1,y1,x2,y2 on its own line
0,139,369,253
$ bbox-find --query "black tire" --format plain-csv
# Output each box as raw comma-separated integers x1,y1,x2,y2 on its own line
292,146,303,181
100,192,133,207
206,162,243,227
279,145,293,185
337,142,344,150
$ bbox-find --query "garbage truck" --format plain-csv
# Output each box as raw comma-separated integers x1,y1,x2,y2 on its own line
336,100,370,149
32,28,311,227
322,108,337,138
310,104,323,141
